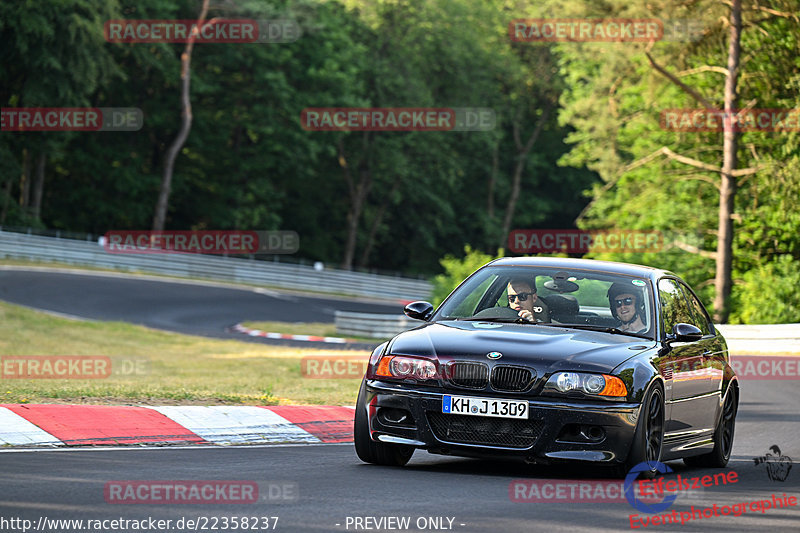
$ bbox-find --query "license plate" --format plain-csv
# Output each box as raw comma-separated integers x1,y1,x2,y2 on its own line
442,395,528,419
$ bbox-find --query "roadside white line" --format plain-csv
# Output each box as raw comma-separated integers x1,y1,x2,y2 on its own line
0,407,61,446
145,405,321,444
232,323,360,344
0,442,353,453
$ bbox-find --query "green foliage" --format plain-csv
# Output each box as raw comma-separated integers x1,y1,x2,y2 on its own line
431,245,504,306
731,255,800,324
2,0,595,274
550,0,800,323
572,280,613,308
3,0,797,322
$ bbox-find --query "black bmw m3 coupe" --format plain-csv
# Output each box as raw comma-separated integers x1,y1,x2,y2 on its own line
354,257,738,478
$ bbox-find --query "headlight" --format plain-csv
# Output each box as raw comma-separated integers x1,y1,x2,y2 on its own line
545,372,627,398
584,374,606,394
556,372,581,391
376,356,438,381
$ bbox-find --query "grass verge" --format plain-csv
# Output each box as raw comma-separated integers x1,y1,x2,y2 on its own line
0,301,368,406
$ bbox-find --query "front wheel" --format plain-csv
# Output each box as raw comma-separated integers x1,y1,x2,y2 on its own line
684,385,737,468
354,381,414,466
615,383,665,479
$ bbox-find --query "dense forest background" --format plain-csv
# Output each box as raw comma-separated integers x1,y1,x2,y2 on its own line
2,0,798,323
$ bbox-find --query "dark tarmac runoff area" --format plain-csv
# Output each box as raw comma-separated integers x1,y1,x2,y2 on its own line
1,413,798,533
0,268,400,348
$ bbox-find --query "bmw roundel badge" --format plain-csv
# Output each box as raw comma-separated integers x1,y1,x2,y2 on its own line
487,351,503,359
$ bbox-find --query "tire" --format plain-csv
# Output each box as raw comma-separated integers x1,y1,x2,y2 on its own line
615,383,665,479
684,385,737,468
354,380,414,466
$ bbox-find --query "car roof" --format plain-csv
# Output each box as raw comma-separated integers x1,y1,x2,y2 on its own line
488,256,675,281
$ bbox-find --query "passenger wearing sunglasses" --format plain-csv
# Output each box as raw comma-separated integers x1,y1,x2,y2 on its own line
506,278,549,323
607,282,646,333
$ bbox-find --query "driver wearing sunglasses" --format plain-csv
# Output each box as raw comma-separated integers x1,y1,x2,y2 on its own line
506,278,549,323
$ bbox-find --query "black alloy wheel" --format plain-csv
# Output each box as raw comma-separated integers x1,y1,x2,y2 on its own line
615,384,665,479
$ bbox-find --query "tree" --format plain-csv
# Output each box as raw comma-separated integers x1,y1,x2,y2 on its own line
151,0,210,231
0,0,122,224
550,0,800,322
634,0,749,322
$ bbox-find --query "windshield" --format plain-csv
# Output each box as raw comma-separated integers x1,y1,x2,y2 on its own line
434,266,655,339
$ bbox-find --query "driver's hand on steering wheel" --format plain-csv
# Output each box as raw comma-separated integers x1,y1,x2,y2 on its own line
517,309,535,322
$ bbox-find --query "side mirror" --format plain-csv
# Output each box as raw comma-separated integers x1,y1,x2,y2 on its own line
404,301,434,321
667,323,703,343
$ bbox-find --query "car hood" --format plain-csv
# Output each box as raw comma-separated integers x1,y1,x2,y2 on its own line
386,320,656,374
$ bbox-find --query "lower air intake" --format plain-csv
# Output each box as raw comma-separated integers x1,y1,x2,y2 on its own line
426,411,543,449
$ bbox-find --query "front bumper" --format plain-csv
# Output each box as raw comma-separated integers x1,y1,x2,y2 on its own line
365,380,642,464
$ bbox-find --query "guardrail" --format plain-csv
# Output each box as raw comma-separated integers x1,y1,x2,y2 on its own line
0,230,432,301
335,311,423,339
716,324,800,355
333,311,424,340
334,311,800,354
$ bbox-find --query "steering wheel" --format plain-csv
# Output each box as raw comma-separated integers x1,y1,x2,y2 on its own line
472,306,521,319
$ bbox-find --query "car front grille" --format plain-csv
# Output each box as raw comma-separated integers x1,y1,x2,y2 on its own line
426,411,544,449
445,362,489,389
490,365,535,392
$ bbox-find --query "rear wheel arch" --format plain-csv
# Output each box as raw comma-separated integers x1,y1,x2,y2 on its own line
683,379,737,468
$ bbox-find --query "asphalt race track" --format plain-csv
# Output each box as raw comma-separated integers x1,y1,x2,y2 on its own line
2,267,798,532
1,381,799,533
0,268,401,347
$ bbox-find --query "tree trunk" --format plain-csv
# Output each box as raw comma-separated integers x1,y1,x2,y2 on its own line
339,133,373,270
341,164,371,270
0,173,13,224
488,143,498,221
485,143,499,248
501,106,550,246
19,148,31,210
152,0,211,231
713,0,742,323
357,178,400,268
31,152,46,220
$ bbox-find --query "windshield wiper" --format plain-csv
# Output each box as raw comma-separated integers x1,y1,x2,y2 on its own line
537,323,652,339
